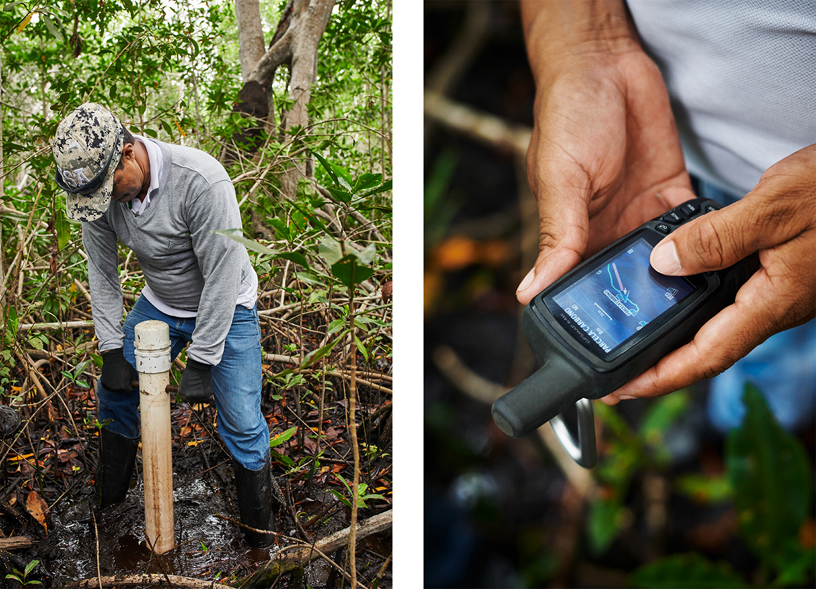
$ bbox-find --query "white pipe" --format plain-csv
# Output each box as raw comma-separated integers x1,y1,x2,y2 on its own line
133,320,175,554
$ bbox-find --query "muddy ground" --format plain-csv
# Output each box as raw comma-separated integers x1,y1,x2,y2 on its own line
0,348,392,588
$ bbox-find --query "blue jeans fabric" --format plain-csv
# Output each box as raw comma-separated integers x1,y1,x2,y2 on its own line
97,296,269,470
691,177,816,432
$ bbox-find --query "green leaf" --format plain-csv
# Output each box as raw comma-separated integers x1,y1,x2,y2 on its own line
677,473,733,504
24,559,38,577
42,13,62,42
214,229,308,269
586,499,624,555
310,150,339,186
638,389,689,441
73,359,90,378
326,186,352,204
269,426,297,448
361,179,392,198
269,218,290,241
299,330,349,369
270,449,294,468
337,175,353,192
274,252,310,269
725,384,813,567
327,318,345,334
354,334,368,362
329,488,352,509
353,172,382,192
318,236,344,265
331,255,375,290
353,243,377,265
55,208,70,251
631,553,747,588
7,306,17,340
294,272,323,287
291,202,329,233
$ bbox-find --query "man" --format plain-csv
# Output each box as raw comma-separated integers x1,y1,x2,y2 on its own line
52,102,276,547
516,0,815,429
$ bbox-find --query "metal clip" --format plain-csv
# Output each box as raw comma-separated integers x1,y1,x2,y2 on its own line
550,398,597,468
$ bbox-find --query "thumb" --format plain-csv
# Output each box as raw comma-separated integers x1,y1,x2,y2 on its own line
650,199,762,276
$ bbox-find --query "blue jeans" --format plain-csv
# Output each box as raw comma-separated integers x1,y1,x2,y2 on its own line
692,177,816,432
97,296,270,470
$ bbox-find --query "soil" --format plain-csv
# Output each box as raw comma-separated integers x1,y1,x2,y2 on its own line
0,357,392,588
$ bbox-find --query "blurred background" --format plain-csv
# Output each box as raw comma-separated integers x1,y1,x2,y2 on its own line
423,2,815,588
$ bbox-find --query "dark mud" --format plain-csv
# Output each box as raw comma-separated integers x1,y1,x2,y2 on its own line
0,391,392,588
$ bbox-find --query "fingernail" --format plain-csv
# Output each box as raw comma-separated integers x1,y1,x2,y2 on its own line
616,395,637,401
517,267,535,293
651,241,681,275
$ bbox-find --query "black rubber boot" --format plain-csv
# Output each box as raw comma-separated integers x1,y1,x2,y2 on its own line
234,457,276,548
95,427,139,509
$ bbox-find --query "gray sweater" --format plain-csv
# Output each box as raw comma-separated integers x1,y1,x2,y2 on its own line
83,140,257,365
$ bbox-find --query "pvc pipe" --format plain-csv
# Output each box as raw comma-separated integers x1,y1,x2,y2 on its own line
133,320,175,554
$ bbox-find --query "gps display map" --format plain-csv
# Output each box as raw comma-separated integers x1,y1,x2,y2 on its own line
552,238,695,353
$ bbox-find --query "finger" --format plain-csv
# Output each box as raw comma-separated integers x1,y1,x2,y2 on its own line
606,267,788,401
517,139,591,305
650,190,805,276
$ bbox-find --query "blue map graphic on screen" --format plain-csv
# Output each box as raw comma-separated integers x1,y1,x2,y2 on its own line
552,238,694,353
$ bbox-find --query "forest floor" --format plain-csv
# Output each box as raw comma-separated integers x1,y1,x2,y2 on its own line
0,319,393,588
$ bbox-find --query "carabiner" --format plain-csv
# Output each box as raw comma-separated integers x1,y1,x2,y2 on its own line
550,398,597,468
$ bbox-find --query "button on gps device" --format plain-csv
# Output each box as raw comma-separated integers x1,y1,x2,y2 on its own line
492,199,759,465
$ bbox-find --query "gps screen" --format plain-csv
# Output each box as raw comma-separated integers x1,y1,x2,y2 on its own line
551,238,695,353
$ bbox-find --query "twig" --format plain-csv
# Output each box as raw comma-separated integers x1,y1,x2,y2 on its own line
17,320,95,332
91,508,102,589
67,575,232,589
143,529,176,585
235,509,392,589
424,90,532,156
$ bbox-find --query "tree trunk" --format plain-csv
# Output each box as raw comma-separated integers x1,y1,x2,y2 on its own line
278,0,333,199
232,0,334,197
235,0,267,83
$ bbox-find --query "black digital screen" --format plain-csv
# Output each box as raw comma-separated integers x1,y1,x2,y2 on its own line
551,238,695,353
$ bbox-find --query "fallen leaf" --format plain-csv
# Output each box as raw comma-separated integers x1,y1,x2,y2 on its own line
303,437,317,454
26,490,49,531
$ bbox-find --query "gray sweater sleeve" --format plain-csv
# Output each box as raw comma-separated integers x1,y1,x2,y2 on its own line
184,178,246,366
82,217,124,352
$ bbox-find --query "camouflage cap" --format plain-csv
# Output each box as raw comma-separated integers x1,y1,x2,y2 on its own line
52,103,124,222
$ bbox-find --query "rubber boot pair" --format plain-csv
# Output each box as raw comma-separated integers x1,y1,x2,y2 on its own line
95,427,139,509
234,456,277,548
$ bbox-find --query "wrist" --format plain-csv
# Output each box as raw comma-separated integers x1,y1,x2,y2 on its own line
522,0,641,84
186,358,211,372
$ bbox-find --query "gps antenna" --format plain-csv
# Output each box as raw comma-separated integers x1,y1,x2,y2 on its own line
491,351,585,439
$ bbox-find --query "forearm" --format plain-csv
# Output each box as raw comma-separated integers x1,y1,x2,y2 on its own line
83,221,124,351
185,179,252,366
521,0,640,85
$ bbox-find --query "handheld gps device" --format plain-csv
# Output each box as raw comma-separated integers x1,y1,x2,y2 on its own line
492,198,759,464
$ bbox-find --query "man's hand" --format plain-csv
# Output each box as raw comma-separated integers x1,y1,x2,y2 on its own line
178,359,214,404
517,0,696,304
100,349,138,394
603,145,816,404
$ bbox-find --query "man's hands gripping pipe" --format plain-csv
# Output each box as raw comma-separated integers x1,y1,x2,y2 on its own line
101,348,214,401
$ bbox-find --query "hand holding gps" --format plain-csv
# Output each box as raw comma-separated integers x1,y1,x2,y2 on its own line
492,198,759,466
